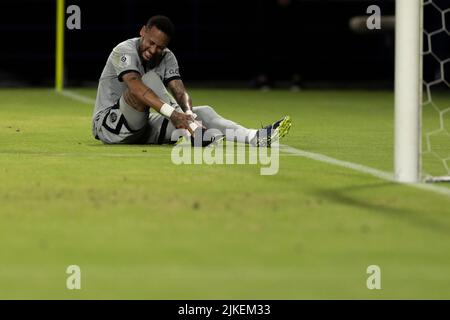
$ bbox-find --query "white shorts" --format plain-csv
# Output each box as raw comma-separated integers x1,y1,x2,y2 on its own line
93,100,181,145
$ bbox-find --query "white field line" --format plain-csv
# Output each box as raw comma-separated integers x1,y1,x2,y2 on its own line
59,90,450,197
280,145,450,197
280,144,394,181
58,90,96,104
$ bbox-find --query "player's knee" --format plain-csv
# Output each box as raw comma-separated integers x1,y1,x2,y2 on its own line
141,71,163,87
193,105,216,118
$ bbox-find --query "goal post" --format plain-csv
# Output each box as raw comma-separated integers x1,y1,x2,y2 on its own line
55,0,65,92
394,0,422,183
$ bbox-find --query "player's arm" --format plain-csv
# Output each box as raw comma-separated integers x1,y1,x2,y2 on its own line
167,79,193,113
167,79,205,129
122,72,194,133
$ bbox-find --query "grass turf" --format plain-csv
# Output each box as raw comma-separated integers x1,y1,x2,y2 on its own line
0,88,449,299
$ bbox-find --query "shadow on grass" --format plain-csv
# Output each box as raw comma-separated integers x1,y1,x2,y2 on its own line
315,182,450,235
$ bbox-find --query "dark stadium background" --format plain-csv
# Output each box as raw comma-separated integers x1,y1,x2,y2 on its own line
0,0,401,88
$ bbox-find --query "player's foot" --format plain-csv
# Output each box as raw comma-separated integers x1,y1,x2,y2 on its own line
174,135,190,146
253,116,292,147
175,128,225,147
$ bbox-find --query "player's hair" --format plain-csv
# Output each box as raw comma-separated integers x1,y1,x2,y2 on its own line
146,15,175,39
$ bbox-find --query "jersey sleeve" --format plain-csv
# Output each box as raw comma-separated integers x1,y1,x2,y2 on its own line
110,44,141,82
162,51,181,86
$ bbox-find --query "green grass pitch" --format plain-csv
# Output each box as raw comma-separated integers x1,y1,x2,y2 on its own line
0,88,449,299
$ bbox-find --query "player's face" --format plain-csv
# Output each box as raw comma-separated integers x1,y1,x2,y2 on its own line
139,26,170,62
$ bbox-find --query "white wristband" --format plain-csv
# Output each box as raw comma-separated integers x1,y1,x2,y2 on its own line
160,103,175,118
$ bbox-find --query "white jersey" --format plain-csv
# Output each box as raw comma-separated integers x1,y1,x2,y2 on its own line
93,37,181,118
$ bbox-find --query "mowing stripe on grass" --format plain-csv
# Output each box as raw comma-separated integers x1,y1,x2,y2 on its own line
59,90,450,197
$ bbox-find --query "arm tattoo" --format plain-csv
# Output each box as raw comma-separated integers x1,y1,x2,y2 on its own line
170,80,185,95
142,88,153,99
169,80,192,111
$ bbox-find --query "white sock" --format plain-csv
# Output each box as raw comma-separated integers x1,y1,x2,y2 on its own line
248,129,258,145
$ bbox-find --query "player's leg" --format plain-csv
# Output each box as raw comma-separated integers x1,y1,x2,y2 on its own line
115,70,179,144
136,71,262,144
133,71,251,145
144,112,179,144
138,71,182,144
142,104,255,145
118,71,178,131
193,106,292,147
140,71,179,108
192,105,257,144
118,71,292,145
94,103,149,144
93,74,160,144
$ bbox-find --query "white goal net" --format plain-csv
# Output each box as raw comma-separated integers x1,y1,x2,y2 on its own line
421,0,450,183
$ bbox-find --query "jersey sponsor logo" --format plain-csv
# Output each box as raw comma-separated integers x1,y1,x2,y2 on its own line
119,54,131,68
110,112,118,123
168,68,179,75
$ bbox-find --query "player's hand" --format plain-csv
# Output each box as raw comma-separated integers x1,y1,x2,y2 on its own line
185,110,197,120
185,110,206,130
169,111,196,135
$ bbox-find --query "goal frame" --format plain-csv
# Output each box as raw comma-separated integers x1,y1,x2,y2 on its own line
394,0,423,183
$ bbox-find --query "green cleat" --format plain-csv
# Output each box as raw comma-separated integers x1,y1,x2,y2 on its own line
255,116,292,147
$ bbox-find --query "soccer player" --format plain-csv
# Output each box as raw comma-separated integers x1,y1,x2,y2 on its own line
92,15,291,146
